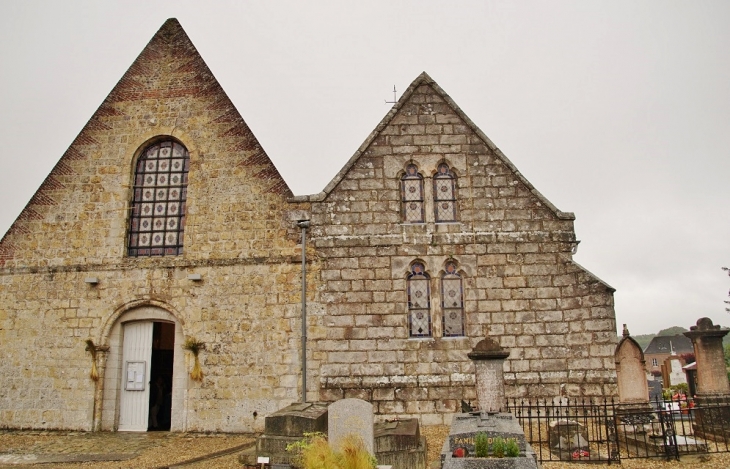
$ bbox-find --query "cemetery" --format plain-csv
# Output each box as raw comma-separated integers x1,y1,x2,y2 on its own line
233,317,730,468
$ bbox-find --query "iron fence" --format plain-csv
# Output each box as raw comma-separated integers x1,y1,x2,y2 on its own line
505,396,730,463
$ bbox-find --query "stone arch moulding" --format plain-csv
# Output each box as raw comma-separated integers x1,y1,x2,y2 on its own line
97,299,188,432
128,129,198,169
120,130,198,192
98,298,187,344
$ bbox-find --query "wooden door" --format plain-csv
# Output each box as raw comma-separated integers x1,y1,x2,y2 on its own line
118,321,153,431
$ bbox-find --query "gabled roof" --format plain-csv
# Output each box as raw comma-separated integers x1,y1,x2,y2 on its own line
0,19,291,267
643,335,694,355
290,72,574,221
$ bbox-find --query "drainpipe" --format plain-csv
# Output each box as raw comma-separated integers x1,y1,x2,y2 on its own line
297,219,311,403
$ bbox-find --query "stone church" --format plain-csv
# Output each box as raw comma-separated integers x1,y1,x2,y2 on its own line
0,19,618,433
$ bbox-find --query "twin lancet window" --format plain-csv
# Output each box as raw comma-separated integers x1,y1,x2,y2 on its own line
407,261,465,338
400,163,457,223
128,140,190,257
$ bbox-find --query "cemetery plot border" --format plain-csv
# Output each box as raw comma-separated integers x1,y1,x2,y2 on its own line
506,396,730,463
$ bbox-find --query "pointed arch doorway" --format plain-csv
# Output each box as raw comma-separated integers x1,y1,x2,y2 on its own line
101,305,186,432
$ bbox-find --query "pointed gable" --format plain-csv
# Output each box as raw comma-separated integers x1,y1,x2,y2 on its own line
295,71,572,222
0,19,292,268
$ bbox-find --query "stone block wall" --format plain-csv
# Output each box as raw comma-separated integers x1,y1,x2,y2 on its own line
0,20,618,431
0,20,309,432
304,78,618,424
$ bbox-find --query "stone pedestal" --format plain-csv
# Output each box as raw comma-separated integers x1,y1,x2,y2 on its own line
467,338,510,413
438,339,538,468
684,318,730,397
684,318,730,438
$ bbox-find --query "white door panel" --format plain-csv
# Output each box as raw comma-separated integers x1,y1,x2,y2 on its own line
118,321,153,431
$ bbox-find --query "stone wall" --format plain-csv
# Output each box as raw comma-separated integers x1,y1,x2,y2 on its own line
302,76,617,425
0,20,618,432
0,19,308,432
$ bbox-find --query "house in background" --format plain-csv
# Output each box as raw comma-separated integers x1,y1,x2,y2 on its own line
643,335,694,375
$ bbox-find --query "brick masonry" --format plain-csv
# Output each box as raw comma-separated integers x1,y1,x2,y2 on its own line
0,19,617,432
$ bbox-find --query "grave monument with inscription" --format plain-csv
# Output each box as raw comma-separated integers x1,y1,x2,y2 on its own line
439,338,539,469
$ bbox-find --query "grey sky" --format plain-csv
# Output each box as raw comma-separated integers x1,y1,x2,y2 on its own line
1,1,728,335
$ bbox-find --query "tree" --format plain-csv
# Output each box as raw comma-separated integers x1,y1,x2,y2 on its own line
657,326,689,336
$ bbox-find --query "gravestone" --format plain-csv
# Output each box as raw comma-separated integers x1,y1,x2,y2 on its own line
439,338,539,468
238,402,329,466
328,398,375,454
663,353,687,387
467,338,510,413
614,325,651,409
374,419,427,468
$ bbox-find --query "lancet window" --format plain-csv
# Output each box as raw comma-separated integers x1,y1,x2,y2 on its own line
401,164,425,223
434,163,457,222
441,261,465,337
407,262,432,337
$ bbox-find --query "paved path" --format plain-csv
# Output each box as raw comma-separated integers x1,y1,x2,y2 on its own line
0,430,254,468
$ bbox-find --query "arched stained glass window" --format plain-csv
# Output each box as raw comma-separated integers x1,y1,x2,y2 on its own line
407,262,432,337
401,164,424,223
128,140,189,257
434,163,457,222
441,261,465,337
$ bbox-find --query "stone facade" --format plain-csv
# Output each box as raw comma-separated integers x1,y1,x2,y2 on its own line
299,74,618,424
0,19,308,433
0,19,618,432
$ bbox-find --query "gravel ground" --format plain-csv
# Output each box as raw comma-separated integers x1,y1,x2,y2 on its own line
2,428,730,468
0,432,253,469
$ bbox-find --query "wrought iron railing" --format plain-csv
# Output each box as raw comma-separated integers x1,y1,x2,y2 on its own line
505,395,730,463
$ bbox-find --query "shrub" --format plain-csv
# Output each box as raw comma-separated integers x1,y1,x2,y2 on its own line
339,434,378,469
492,436,506,458
505,439,520,457
474,432,489,458
286,432,377,469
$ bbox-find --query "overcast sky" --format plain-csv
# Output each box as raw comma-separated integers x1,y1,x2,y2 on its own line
1,1,728,335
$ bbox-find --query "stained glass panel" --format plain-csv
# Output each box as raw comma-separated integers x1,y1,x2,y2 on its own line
434,163,457,222
442,262,465,337
407,262,432,337
401,164,424,223
128,140,189,257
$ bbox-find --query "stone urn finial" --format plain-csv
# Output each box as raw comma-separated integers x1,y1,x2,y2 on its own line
622,324,630,337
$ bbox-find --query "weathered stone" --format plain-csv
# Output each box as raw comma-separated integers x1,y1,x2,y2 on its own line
328,398,374,454
264,402,329,437
0,18,619,433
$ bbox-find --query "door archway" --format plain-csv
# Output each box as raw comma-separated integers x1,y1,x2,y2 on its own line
100,305,187,431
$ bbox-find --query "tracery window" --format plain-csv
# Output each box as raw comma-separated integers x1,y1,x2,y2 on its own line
128,140,189,257
401,164,424,223
441,261,465,337
407,262,432,337
434,163,457,222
